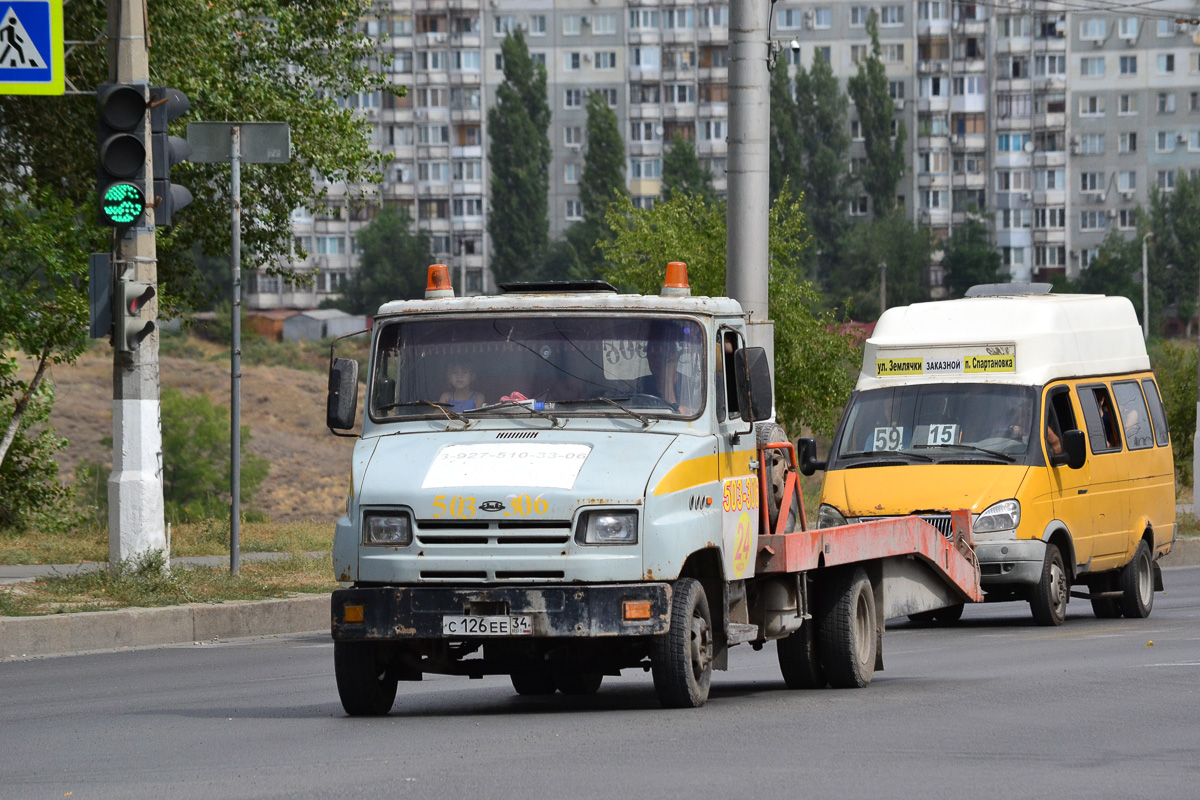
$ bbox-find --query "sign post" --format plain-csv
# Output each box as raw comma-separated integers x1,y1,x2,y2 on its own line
187,121,290,574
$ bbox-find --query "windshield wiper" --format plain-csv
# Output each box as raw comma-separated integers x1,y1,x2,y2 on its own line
840,450,933,463
915,443,1016,462
376,400,470,425
464,400,561,427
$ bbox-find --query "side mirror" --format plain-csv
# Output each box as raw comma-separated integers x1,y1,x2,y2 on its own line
733,346,773,422
797,437,826,476
1063,429,1086,470
327,357,359,431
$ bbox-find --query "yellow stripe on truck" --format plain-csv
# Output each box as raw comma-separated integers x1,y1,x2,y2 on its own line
653,449,756,495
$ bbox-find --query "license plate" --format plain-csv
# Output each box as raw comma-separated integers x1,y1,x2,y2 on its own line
442,615,533,636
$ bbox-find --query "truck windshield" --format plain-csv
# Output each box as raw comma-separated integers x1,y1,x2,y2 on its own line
369,315,705,421
829,384,1039,467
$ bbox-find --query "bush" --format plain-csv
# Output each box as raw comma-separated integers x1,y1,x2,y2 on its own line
160,388,271,523
0,383,80,533
1149,340,1196,486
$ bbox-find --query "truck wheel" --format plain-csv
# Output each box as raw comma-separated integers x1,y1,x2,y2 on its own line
1119,540,1154,619
757,423,797,534
651,577,713,708
554,672,604,695
776,619,827,689
510,671,557,696
907,603,964,625
334,641,398,716
1030,543,1068,626
817,568,877,688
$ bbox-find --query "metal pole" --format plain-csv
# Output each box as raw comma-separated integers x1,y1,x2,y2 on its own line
230,125,242,575
1141,232,1152,339
726,0,771,330
108,0,167,565
879,262,887,315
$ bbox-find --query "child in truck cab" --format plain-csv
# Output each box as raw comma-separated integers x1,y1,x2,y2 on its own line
439,360,485,412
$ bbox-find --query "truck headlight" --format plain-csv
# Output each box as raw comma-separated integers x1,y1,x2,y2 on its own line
576,510,638,545
817,504,849,529
363,512,412,546
974,499,1020,534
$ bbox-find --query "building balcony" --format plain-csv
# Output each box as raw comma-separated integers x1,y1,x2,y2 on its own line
952,173,987,190
383,182,416,199
450,107,482,124
628,31,661,46
663,102,697,120
628,66,661,82
416,144,451,159
994,37,1031,55
448,0,481,9
417,181,451,198
952,59,986,73
448,32,481,48
449,71,481,86
1033,151,1066,167
450,145,483,159
414,70,450,87
629,103,663,120
698,101,728,118
951,133,987,152
993,78,1031,93
917,20,952,36
661,65,696,81
698,27,728,45
918,96,950,113
413,107,449,123
696,139,726,156
1034,190,1067,206
1032,229,1067,245
950,95,987,114
629,141,663,157
1033,112,1066,130
451,181,483,196
954,19,987,37
417,31,451,47
662,29,695,45
698,66,728,81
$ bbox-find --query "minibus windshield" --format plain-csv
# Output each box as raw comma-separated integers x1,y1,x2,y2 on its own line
829,384,1039,467
369,314,705,421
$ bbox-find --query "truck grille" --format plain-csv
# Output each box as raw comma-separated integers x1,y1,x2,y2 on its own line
414,520,572,546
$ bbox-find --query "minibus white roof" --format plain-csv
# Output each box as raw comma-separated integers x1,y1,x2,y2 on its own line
859,292,1149,389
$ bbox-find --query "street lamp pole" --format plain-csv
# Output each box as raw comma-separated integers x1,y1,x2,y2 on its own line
1142,232,1152,339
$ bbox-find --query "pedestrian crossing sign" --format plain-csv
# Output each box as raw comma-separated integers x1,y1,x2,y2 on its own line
0,0,64,95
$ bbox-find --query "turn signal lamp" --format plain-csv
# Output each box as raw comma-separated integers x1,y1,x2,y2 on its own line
623,600,652,621
425,264,455,299
661,261,691,297
344,605,364,623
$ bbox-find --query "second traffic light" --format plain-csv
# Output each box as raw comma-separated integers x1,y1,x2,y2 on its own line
117,273,156,352
150,86,193,226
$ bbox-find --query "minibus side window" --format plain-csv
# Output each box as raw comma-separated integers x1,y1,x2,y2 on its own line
1045,386,1075,458
1141,378,1170,447
1112,380,1154,450
1078,384,1122,453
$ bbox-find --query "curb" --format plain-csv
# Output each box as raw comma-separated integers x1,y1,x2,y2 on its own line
0,594,329,659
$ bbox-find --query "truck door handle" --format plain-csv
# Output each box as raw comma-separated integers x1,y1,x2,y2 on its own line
1077,489,1088,495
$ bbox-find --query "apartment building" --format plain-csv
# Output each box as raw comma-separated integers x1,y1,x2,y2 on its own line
249,0,1200,309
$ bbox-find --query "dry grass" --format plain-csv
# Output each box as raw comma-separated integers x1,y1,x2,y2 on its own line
0,551,335,617
0,520,332,565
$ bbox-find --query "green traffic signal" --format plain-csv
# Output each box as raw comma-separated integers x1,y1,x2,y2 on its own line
101,183,145,226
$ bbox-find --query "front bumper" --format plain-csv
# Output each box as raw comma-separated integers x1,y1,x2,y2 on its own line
976,539,1047,586
331,583,672,641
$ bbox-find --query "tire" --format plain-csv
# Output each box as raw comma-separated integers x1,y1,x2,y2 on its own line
777,619,827,689
757,423,797,534
334,641,399,716
651,577,714,708
554,672,604,695
510,671,557,696
1119,540,1154,619
1030,543,1068,626
817,568,877,689
1087,575,1124,619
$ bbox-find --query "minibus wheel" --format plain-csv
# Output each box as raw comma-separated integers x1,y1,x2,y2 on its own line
818,567,877,688
651,577,713,708
554,672,604,695
1119,540,1154,619
334,641,399,716
1030,544,1068,626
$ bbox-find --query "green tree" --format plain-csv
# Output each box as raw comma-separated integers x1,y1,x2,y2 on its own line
1149,340,1196,485
0,186,103,480
487,30,552,284
662,135,717,205
0,384,76,532
0,0,394,317
598,188,858,436
794,52,852,286
572,90,628,276
941,214,1002,298
831,212,931,320
332,206,432,314
769,60,804,201
160,388,270,523
1146,172,1200,335
1068,228,1141,306
847,12,906,217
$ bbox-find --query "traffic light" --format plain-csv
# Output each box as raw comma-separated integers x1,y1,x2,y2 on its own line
117,271,156,351
149,86,193,226
96,84,148,227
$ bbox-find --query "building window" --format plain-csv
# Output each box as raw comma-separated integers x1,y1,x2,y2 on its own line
813,8,832,28
700,6,729,27
430,235,450,254
599,88,618,107
1156,131,1177,152
564,126,583,146
814,46,831,62
921,190,947,209
850,196,869,215
851,44,868,64
1001,247,1025,267
1158,53,1175,74
664,8,695,29
564,163,580,184
1118,94,1136,115
529,15,546,36
563,15,581,36
452,198,483,217
1033,207,1062,228
888,81,905,100
565,52,581,71
1079,210,1107,229
1079,171,1103,192
453,160,482,181
1118,55,1137,75
850,6,868,26
919,2,948,21
494,15,516,35
418,161,449,182
953,76,984,95
1080,57,1105,77
1036,168,1065,190
1118,209,1138,229
632,47,661,70
1079,95,1104,116
1158,170,1177,190
593,14,616,35
595,51,617,70
418,125,449,144
317,236,346,255
997,133,1030,152
1035,246,1066,267
880,5,904,25
631,121,661,142
1119,132,1137,153
1158,93,1176,113
1079,18,1106,39
565,199,583,220
630,9,660,30
882,44,905,63
995,170,1030,191
1079,133,1105,154
452,50,480,72
851,119,863,140
1118,170,1137,191
564,89,583,109
1035,54,1066,76
630,158,663,179
1118,17,1138,39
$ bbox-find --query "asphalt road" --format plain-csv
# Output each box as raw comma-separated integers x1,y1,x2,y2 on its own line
4,567,1199,800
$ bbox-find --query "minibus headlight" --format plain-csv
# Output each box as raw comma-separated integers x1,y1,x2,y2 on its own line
576,510,638,545
817,504,849,529
974,499,1021,534
363,513,412,546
